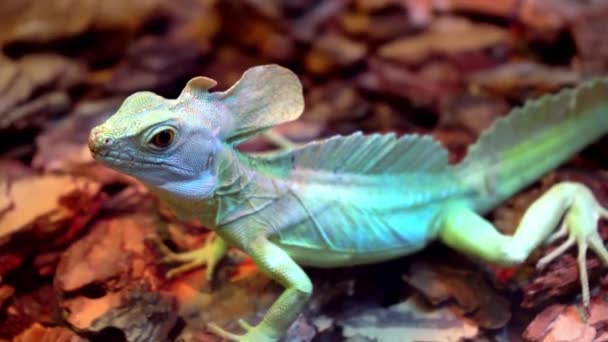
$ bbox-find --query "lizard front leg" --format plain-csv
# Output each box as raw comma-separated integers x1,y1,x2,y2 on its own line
208,234,312,341
439,182,608,306
152,232,228,280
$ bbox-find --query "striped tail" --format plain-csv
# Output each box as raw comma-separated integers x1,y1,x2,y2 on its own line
455,79,608,212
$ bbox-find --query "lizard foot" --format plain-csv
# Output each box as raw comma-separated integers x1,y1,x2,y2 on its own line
536,184,608,306
207,320,281,342
151,233,227,280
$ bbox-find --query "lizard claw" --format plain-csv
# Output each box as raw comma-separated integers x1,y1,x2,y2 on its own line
536,184,608,307
207,321,281,342
207,322,242,341
151,233,227,280
238,319,255,331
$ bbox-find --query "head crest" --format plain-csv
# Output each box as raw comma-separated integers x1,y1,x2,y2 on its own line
177,65,304,144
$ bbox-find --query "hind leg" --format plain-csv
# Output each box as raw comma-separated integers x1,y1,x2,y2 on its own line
438,182,608,306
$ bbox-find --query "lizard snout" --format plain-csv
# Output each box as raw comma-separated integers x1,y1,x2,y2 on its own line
88,127,113,156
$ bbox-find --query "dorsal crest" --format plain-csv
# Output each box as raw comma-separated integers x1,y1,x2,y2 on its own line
251,132,450,176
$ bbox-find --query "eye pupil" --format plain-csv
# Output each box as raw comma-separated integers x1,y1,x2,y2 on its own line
151,130,174,148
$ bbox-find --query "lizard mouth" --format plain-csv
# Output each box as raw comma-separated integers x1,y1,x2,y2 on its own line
93,150,141,170
92,147,145,167
94,150,192,174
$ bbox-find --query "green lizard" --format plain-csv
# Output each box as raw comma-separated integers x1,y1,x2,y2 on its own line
88,65,608,341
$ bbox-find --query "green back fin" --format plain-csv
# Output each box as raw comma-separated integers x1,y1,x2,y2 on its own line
252,132,449,176
457,78,608,211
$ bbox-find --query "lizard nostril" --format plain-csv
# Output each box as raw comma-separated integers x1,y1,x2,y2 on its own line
88,128,112,154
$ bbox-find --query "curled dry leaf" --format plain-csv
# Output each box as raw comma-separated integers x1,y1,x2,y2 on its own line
522,254,604,309
339,296,478,341
305,81,369,124
0,179,11,218
56,213,176,342
409,0,569,33
524,298,608,342
364,59,463,108
9,283,58,332
469,62,581,100
0,160,33,182
570,2,608,74
0,175,101,243
0,54,85,131
432,128,475,163
218,5,293,62
354,0,402,12
0,0,162,45
55,209,279,341
340,10,413,42
239,0,281,19
106,34,204,94
172,270,283,340
439,94,509,136
305,33,367,74
378,16,508,64
2,92,70,131
0,173,102,278
33,99,122,173
102,0,219,94
55,214,160,293
12,323,85,342
0,285,14,308
291,0,349,42
404,258,511,329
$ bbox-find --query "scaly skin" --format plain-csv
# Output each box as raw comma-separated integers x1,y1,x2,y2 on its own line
89,65,608,341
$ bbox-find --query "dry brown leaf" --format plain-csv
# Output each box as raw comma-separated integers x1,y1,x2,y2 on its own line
524,299,608,342
305,81,369,124
32,99,122,173
378,16,508,64
56,213,176,341
106,33,205,94
55,214,160,292
305,33,367,74
364,58,463,108
0,285,14,308
0,175,100,242
0,0,162,45
217,7,293,62
0,180,11,218
354,0,402,12
571,2,608,74
0,54,84,131
439,93,509,136
404,258,511,329
340,10,412,42
339,295,479,341
469,62,581,100
12,323,84,342
408,0,570,33
171,270,279,336
291,0,349,42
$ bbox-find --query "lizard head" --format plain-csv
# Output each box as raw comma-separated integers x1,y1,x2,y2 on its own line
89,64,304,199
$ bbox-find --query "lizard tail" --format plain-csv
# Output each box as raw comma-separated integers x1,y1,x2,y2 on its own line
455,79,608,212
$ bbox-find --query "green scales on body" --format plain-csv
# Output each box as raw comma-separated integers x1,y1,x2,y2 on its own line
88,65,608,341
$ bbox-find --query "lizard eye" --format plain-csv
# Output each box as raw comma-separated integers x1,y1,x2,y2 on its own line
149,129,175,149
